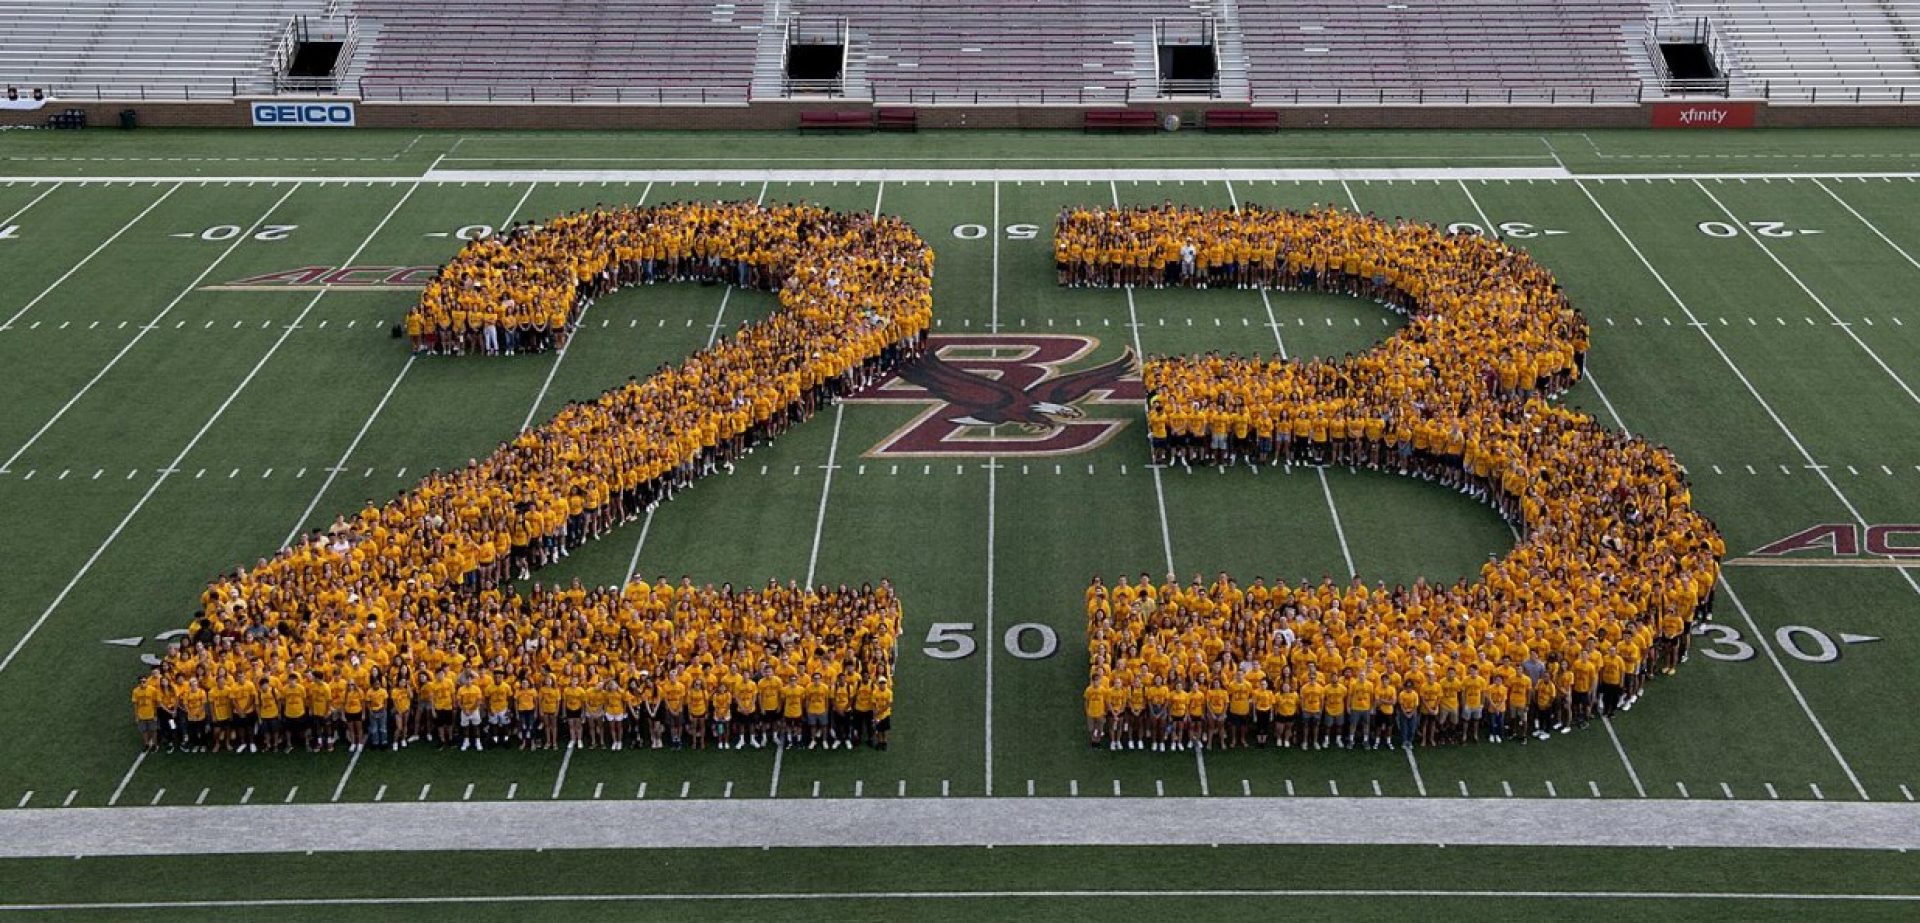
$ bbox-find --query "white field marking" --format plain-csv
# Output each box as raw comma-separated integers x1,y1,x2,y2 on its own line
284,356,416,547
1590,780,1602,798
551,747,573,800
14,889,1920,912
0,182,61,231
803,403,845,587
985,180,1000,796
289,180,542,547
1816,178,1920,273
241,787,254,804
0,185,298,474
284,787,298,804
148,789,165,806
61,791,75,808
519,181,651,430
770,747,784,799
330,748,362,803
14,791,29,809
0,184,422,677
1579,180,1920,602
1300,177,1435,795
1582,183,1875,798
637,783,648,799
1694,181,1920,410
1723,579,1869,800
1603,715,1647,797
42,170,1920,186
1546,781,1557,798
372,785,385,802
1,183,179,330
1722,782,1735,800
105,752,145,807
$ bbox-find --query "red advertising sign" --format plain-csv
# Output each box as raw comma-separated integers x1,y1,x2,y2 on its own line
1651,101,1757,128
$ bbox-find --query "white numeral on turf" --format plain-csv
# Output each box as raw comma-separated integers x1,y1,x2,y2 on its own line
952,224,1040,240
1003,622,1058,660
922,622,977,659
1775,625,1840,663
923,622,1058,660
456,224,495,241
1446,221,1561,239
1695,623,1755,662
199,224,298,242
1698,220,1818,239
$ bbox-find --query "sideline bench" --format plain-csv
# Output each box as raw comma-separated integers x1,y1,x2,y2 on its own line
876,107,919,131
799,110,871,131
1205,109,1280,132
1084,109,1157,132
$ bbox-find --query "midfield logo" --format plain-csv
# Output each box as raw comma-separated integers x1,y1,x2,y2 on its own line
847,335,1143,457
1732,523,1920,568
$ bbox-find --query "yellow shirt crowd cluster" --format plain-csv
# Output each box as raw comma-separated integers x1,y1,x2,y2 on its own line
1062,205,1722,738
141,202,930,739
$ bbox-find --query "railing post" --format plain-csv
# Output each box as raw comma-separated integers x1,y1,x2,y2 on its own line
1588,88,1595,103
1464,87,1470,104
1507,88,1513,103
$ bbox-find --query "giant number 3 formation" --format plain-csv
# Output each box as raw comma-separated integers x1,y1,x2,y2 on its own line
1067,205,1725,752
135,203,927,755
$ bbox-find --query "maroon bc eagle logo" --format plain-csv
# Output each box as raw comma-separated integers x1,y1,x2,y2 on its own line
847,335,1144,457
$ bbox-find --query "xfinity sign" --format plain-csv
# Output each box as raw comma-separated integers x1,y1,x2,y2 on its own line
251,102,357,127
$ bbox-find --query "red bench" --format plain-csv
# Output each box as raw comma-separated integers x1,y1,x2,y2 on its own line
876,107,919,131
1205,109,1280,132
799,110,872,131
1084,109,1157,132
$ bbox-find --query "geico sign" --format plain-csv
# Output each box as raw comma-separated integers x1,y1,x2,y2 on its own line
250,102,356,127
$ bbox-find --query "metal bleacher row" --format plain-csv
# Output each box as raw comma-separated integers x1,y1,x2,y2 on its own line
0,0,328,100
352,0,764,103
1670,0,1920,101
1237,0,1649,104
4,0,1920,106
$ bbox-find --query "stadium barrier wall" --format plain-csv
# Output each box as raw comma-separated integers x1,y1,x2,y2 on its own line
5,97,1920,131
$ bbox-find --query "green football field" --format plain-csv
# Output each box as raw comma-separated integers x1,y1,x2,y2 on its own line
2,127,1919,914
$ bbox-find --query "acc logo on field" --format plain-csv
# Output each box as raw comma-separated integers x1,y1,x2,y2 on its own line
1736,523,1920,566
250,102,357,127
846,334,1141,457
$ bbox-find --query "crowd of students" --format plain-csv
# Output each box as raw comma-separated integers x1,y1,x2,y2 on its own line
1061,204,1724,752
138,202,931,753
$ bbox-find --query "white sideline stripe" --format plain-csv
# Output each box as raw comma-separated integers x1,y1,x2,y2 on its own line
1576,181,1874,800
24,171,1920,185
436,168,1575,184
0,185,297,474
0,184,423,678
985,179,998,796
1693,181,1920,410
4,798,1920,856
8,889,1920,911
1,183,178,330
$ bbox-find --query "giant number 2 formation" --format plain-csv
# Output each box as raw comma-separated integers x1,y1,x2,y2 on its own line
132,203,927,755
1066,205,1726,753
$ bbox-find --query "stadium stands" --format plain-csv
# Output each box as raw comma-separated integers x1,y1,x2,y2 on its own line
0,0,330,100
1671,0,1920,101
352,0,765,103
1236,0,1651,104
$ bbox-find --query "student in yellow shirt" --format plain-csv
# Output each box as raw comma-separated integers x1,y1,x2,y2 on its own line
870,677,893,751
131,676,160,752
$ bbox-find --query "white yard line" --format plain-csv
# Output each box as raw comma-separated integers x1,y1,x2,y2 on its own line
519,181,646,431
803,404,846,587
1693,180,1920,409
291,182,542,549
0,182,61,229
10,889,1920,912
6,797,1920,855
1454,179,1647,795
2,183,179,330
985,179,998,796
0,184,297,474
1578,180,1877,800
1811,178,1920,273
0,183,422,678
103,752,146,807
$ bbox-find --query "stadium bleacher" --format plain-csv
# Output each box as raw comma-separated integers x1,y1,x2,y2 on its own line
352,0,765,103
4,0,1920,114
1670,0,1920,101
0,0,329,100
1237,0,1650,105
